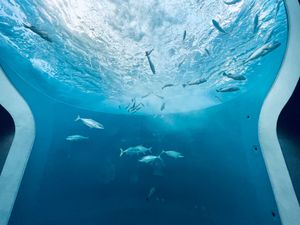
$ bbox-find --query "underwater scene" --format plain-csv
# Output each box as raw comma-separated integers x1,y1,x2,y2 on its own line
0,0,288,225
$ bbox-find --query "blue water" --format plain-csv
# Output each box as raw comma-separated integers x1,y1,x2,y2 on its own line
0,0,288,225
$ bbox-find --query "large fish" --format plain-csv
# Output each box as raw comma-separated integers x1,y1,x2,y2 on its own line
212,19,227,34
120,145,152,157
75,115,104,129
161,150,184,159
182,78,207,88
246,41,281,62
139,155,162,164
145,49,156,74
66,135,89,141
223,72,246,81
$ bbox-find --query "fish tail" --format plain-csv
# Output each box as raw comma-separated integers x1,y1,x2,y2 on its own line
158,155,164,164
182,84,187,88
120,148,125,157
159,150,165,157
148,147,152,153
75,115,81,121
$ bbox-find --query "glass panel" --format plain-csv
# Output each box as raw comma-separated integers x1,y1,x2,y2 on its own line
0,1,288,225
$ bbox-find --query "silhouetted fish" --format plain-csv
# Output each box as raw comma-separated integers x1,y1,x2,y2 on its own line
23,23,52,42
212,19,227,34
223,0,242,5
162,84,175,90
183,30,187,41
145,49,156,74
253,14,259,34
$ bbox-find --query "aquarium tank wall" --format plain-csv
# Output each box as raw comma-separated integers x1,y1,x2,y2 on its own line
0,0,299,225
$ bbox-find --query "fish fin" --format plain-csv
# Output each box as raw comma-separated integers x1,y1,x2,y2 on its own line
159,150,165,157
120,148,125,157
182,84,187,88
75,115,81,121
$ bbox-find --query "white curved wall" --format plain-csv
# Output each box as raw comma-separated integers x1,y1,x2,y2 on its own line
259,0,300,224
0,67,35,225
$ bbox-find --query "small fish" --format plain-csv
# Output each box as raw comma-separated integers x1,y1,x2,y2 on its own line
161,150,184,159
155,94,164,100
223,0,242,5
146,187,156,201
66,135,89,141
246,41,281,62
145,49,156,74
75,115,104,129
216,86,240,92
212,19,227,34
160,102,166,111
183,30,187,41
223,72,246,81
120,145,152,157
205,48,210,56
182,78,207,88
139,155,162,164
253,14,259,34
162,84,175,90
141,92,152,99
178,58,185,68
23,23,52,42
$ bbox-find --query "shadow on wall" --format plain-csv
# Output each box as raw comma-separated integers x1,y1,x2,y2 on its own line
277,78,300,203
0,104,15,175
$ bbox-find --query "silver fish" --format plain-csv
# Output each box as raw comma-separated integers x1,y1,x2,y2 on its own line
212,19,227,34
246,41,281,62
182,78,207,88
216,86,240,92
75,115,104,129
161,150,184,159
66,135,89,141
139,155,162,164
223,0,242,5
120,145,152,157
223,72,246,81
145,49,156,74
